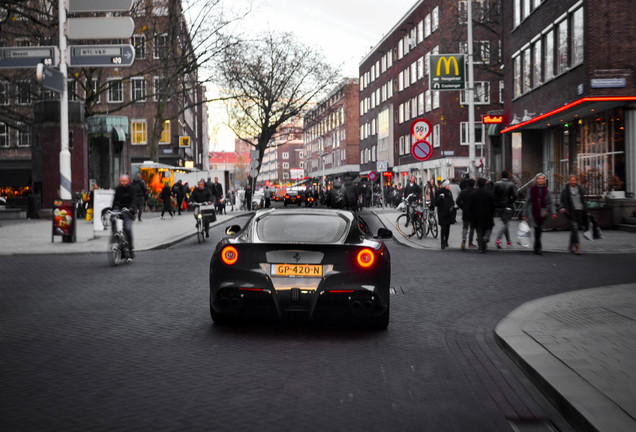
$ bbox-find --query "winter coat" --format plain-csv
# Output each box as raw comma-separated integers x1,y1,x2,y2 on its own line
455,187,474,222
493,178,517,209
435,187,455,226
524,184,555,228
469,186,495,230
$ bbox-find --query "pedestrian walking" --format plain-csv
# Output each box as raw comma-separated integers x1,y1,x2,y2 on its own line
424,178,437,211
493,170,518,248
435,179,454,249
455,177,476,250
559,173,589,255
159,182,174,219
469,177,496,253
522,173,557,255
213,177,224,214
172,180,186,215
132,173,148,221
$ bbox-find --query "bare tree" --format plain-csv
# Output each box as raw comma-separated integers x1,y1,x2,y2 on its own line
216,31,340,182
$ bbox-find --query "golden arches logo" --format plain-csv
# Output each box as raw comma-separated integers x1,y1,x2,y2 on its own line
436,56,460,76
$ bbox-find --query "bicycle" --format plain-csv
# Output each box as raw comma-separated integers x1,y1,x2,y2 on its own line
423,202,439,238
395,194,425,239
107,208,133,266
193,202,215,243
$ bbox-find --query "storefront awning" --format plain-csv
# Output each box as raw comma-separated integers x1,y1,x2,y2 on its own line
0,168,31,187
501,96,636,133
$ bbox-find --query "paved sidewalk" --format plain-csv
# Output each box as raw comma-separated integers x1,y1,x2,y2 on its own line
0,208,246,256
372,207,636,432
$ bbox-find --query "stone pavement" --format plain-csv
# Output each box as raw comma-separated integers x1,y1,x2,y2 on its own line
373,207,636,432
1,206,635,432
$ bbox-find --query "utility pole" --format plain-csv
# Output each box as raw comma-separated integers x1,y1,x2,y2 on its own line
58,0,71,199
467,0,476,177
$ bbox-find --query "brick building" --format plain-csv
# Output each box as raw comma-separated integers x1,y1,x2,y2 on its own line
359,0,503,187
303,78,360,190
257,122,305,189
500,0,636,210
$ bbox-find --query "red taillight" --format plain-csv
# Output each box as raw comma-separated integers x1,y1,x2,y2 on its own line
239,288,263,292
221,246,238,265
285,195,290,199
329,290,354,293
356,248,375,268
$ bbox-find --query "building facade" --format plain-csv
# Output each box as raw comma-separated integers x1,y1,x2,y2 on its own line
303,78,360,188
257,123,305,188
501,0,636,208
359,0,503,187
0,0,206,206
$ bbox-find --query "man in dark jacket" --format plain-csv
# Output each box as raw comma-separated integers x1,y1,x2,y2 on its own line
132,173,148,221
213,177,224,214
112,174,137,258
492,170,518,248
469,177,495,253
455,178,476,250
172,180,186,215
435,179,455,249
189,179,215,238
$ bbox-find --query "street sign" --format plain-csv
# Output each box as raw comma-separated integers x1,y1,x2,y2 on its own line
368,172,377,181
377,161,388,172
250,159,260,169
411,118,432,141
36,63,65,93
411,140,433,161
179,136,190,148
429,54,465,91
67,17,135,40
0,46,59,69
68,44,135,67
67,0,134,12
250,168,259,177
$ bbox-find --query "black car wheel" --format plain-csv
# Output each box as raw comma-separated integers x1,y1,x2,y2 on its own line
210,305,230,325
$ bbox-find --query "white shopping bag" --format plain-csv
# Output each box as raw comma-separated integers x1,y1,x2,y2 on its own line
516,220,531,248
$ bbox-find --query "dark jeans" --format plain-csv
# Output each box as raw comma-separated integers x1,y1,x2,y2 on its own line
476,225,492,252
568,210,587,246
137,198,144,221
440,223,450,246
495,208,514,243
161,203,173,217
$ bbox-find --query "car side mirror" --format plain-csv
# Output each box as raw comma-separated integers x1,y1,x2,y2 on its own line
225,225,241,235
376,228,393,239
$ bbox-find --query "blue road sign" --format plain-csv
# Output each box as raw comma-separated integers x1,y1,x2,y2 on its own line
0,46,59,69
68,44,135,67
36,63,65,93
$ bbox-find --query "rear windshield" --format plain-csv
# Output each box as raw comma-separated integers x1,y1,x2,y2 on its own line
256,213,348,243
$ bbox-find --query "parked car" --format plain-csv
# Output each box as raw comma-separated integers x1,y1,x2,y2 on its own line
209,208,393,329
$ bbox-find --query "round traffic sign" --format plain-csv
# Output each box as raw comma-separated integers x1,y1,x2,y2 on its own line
368,172,377,181
411,118,432,141
411,140,433,161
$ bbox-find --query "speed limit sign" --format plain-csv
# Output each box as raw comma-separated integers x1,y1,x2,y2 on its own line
411,118,432,141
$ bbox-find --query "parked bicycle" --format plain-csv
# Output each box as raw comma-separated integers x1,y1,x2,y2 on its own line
395,194,425,239
107,208,133,266
422,201,439,238
193,202,215,243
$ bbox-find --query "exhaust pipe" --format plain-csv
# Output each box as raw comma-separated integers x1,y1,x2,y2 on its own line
363,300,374,311
230,298,241,309
350,300,362,311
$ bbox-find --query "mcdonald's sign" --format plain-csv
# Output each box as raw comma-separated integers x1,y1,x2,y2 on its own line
429,54,465,91
179,136,191,148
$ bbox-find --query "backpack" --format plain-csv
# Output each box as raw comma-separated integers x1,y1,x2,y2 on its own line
333,187,346,209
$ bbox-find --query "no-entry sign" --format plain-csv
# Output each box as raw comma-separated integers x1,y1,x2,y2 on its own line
411,140,433,161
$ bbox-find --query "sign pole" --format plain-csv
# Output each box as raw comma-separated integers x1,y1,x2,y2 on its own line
467,0,476,178
58,0,71,199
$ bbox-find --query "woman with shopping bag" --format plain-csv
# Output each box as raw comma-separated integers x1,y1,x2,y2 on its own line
559,173,588,255
522,173,557,255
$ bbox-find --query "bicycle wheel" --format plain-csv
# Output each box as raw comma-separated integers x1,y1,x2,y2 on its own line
197,221,204,243
395,214,414,237
428,214,439,238
415,219,424,239
108,239,122,266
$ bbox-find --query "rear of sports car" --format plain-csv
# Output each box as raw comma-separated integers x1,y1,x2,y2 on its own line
209,241,390,329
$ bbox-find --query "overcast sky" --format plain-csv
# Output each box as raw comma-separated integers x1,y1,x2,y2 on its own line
210,0,417,150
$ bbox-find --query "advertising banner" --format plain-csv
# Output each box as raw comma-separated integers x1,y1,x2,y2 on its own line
93,189,115,232
52,199,76,242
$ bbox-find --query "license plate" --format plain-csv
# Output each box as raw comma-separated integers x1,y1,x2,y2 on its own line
273,264,323,277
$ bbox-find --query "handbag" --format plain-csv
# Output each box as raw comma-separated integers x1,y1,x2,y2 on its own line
449,206,457,224
540,207,549,218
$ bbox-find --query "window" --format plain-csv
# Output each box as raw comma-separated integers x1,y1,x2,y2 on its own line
154,33,168,59
0,81,8,105
425,14,431,38
432,90,439,109
131,77,146,102
432,6,439,31
131,120,147,145
67,79,78,101
282,152,289,159
544,26,554,81
572,6,584,66
523,46,531,92
425,90,432,112
154,76,166,102
417,21,423,43
432,124,440,148
133,35,146,60
17,81,31,105
0,122,9,147
152,0,168,16
533,39,542,87
460,122,484,145
159,120,170,144
513,54,521,98
557,19,568,74
418,93,424,116
460,82,490,104
107,79,123,103
460,41,490,64
17,122,31,147
282,162,289,169
90,78,100,103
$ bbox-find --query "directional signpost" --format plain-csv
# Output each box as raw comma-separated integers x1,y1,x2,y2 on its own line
68,0,134,13
0,46,59,69
429,54,466,91
67,16,135,40
36,63,65,93
68,44,135,67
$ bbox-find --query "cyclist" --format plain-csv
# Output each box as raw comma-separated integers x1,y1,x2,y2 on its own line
112,174,137,259
402,176,422,226
189,179,214,238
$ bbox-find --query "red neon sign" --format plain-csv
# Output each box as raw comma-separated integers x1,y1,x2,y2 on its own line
482,115,504,124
